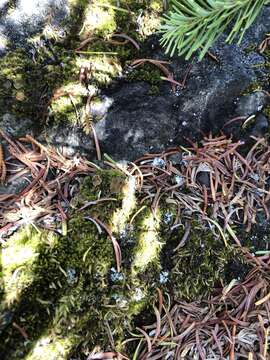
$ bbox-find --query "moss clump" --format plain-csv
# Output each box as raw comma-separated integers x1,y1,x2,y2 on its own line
0,170,160,359
127,63,162,94
241,82,263,96
159,218,249,301
132,208,163,272
263,104,270,119
49,82,91,125
0,45,80,126
0,0,165,130
73,0,164,88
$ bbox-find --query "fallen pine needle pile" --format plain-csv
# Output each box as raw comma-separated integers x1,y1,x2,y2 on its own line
129,268,270,360
0,130,97,237
1,132,270,249
128,134,270,245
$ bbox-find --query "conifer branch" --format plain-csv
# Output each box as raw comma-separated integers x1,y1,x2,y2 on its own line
160,0,269,60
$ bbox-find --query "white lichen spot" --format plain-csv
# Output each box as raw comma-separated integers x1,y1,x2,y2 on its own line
152,157,165,168
159,271,169,284
110,267,124,282
163,212,173,224
132,288,145,302
111,293,128,308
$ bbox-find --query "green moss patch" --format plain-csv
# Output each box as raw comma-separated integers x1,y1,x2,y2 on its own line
0,166,253,359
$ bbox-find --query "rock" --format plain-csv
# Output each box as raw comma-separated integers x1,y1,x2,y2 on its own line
250,114,269,137
196,172,210,188
95,82,178,160
39,123,95,158
0,2,270,163
0,175,30,196
1,113,35,137
236,91,270,117
0,0,69,54
0,311,13,336
90,95,114,121
93,7,270,161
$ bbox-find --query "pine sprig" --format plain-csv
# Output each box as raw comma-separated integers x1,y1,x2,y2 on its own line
160,0,269,60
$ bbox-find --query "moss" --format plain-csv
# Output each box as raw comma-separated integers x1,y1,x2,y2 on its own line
0,169,159,358
0,0,165,131
158,216,250,301
241,82,263,96
0,214,121,358
151,0,163,11
127,63,162,94
79,0,117,39
71,0,164,88
0,45,80,127
25,336,73,360
132,209,163,272
263,105,270,119
0,166,254,358
49,82,90,124
127,63,162,84
0,227,51,306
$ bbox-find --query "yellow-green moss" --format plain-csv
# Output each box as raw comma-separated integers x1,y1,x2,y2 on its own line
79,0,117,39
0,0,165,129
159,218,249,301
127,63,163,94
0,170,158,358
263,105,270,119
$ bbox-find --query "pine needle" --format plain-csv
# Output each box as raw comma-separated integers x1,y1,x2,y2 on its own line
160,0,269,60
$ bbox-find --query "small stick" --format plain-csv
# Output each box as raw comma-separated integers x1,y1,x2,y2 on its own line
12,322,29,340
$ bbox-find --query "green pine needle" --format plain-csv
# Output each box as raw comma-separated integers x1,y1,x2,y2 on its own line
160,0,269,60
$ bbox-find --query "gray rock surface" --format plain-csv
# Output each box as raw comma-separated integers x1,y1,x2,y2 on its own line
0,2,270,162
42,123,95,158
0,0,69,53
95,82,179,159
95,4,270,160
1,113,35,137
236,91,270,117
251,114,269,137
